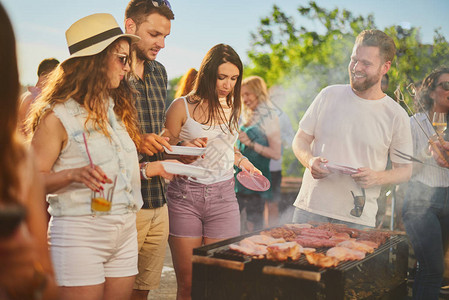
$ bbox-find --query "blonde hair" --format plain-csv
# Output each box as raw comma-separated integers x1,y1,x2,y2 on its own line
241,76,271,127
174,68,197,98
27,38,141,146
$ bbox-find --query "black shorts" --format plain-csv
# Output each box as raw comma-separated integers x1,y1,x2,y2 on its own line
236,192,265,224
268,171,282,203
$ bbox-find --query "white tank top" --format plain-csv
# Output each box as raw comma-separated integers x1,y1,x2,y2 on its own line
178,97,237,184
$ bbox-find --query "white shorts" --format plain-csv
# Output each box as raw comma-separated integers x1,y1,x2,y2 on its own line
48,213,138,286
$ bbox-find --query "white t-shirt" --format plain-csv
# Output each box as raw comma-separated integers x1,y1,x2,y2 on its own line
294,84,412,227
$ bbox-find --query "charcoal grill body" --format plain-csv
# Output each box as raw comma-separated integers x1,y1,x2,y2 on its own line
192,234,408,300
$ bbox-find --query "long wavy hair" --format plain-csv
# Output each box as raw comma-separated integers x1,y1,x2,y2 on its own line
0,3,25,204
27,38,141,146
415,66,449,113
190,44,243,133
174,68,197,98
241,75,272,127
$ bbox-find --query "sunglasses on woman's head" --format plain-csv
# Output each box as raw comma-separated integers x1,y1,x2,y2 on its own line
437,81,449,91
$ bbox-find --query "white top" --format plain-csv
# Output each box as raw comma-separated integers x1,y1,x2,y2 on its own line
294,85,412,227
48,98,143,216
178,97,238,185
409,112,449,187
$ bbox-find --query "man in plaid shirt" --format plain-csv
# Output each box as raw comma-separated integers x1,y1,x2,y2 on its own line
125,1,174,299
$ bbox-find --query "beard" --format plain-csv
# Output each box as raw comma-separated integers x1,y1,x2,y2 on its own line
134,45,148,62
349,69,382,92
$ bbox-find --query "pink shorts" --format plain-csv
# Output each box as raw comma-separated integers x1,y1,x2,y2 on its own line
167,177,240,239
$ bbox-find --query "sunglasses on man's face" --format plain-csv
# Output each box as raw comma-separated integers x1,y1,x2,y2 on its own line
114,53,129,66
350,189,366,217
437,81,449,91
151,0,171,10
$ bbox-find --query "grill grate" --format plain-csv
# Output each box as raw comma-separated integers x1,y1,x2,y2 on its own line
192,233,408,299
207,235,406,272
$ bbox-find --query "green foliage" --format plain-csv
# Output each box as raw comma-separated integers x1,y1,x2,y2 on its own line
245,1,449,177
166,76,182,107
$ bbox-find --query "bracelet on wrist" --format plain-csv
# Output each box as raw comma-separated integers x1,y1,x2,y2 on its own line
140,162,150,180
177,140,184,146
237,156,248,169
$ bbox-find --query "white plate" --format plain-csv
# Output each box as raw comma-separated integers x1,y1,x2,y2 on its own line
164,145,206,156
161,161,210,178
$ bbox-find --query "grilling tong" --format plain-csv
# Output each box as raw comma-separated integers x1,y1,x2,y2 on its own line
393,148,442,169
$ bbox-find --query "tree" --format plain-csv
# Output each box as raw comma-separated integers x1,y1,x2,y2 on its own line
245,1,449,176
166,76,181,107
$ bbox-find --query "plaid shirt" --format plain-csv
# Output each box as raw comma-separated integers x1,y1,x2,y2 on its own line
131,60,167,209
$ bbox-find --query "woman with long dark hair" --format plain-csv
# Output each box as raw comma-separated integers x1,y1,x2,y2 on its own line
165,44,258,300
402,66,449,299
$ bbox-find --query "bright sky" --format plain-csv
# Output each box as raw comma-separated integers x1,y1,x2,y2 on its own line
3,0,448,86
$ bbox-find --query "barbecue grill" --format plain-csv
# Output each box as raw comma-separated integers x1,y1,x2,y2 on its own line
192,230,408,299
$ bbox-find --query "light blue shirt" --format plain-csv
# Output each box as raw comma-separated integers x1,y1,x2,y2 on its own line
48,98,143,216
410,112,449,187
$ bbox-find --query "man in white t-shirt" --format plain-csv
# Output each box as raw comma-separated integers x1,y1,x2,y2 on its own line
291,29,413,228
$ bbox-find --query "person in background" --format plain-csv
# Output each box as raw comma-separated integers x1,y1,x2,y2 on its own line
292,29,412,229
430,73,449,170
0,3,58,299
403,67,449,300
266,87,295,227
18,57,59,136
236,75,281,232
174,68,197,98
28,13,172,300
165,44,258,300
124,1,174,299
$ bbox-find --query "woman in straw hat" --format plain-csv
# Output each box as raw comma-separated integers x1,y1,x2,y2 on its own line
0,3,58,299
27,13,173,300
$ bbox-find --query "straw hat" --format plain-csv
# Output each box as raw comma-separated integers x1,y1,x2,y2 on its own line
65,13,140,60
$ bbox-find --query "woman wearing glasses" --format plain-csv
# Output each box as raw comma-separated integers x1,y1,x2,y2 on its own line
165,44,258,300
27,14,172,300
402,66,449,300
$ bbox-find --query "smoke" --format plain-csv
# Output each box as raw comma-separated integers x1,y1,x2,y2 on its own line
267,63,349,178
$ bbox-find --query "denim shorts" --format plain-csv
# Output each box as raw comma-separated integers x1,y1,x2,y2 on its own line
167,177,240,239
